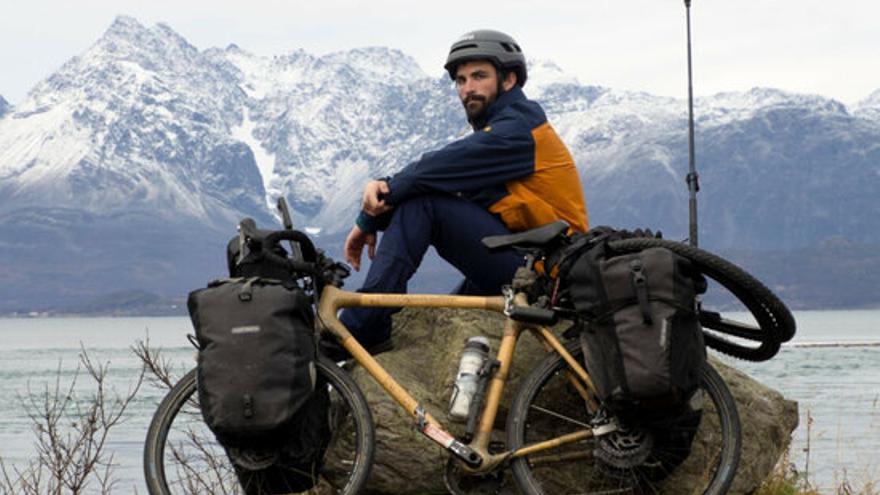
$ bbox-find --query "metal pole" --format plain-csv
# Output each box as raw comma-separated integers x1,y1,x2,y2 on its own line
685,0,700,247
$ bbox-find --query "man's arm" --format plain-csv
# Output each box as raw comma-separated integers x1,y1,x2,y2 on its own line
345,180,392,271
385,116,536,206
362,180,391,216
343,224,376,272
344,115,535,267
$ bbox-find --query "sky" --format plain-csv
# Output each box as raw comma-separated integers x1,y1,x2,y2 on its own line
1,0,878,105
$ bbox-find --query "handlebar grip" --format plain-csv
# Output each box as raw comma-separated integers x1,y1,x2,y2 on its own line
508,306,558,325
262,230,318,262
260,246,317,275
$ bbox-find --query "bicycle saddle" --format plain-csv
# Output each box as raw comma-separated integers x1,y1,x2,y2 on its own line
481,221,569,252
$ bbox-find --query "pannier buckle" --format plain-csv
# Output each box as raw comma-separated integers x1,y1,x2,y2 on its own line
629,260,652,325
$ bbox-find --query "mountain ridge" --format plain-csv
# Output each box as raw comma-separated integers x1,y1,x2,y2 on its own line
1,16,878,313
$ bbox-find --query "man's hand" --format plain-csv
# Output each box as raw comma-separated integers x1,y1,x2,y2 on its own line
362,180,392,216
344,225,377,272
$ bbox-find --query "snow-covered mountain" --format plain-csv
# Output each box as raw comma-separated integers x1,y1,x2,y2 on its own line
202,42,463,226
854,89,880,121
0,16,266,226
1,16,879,312
545,84,880,249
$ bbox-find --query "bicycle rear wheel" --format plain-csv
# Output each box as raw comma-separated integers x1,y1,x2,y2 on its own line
507,340,740,495
144,357,374,494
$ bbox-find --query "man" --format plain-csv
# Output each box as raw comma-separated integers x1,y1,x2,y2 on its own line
324,29,588,359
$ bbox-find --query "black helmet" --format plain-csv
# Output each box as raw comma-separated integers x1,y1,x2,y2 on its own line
444,29,527,87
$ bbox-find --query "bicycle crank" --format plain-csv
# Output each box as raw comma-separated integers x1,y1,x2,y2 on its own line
595,425,654,475
443,458,504,495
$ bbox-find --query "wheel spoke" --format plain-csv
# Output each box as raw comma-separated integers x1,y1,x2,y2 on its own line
528,403,591,428
506,340,740,495
144,361,375,495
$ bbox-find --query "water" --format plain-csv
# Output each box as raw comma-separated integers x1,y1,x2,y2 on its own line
1,312,878,492
0,317,195,493
730,310,880,489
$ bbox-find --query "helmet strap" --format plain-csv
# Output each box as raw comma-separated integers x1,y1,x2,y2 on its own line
495,66,512,97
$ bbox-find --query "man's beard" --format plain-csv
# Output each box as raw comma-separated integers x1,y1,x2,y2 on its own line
462,94,494,124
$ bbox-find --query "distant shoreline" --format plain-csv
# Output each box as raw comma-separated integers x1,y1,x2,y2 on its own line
785,341,880,348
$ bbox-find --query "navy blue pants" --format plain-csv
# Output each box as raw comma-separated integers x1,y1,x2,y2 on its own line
339,195,522,346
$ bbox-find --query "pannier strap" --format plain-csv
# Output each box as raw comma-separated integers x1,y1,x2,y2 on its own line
242,394,254,418
629,260,652,325
208,276,245,288
206,277,285,300
238,277,261,301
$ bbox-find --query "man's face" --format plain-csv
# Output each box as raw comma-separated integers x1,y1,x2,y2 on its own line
454,60,514,124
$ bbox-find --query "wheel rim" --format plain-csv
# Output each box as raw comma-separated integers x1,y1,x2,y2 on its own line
147,364,367,495
510,351,738,495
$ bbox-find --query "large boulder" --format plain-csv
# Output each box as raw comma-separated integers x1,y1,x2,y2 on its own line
343,307,798,494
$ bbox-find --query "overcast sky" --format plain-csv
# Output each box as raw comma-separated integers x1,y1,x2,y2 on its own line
1,0,878,105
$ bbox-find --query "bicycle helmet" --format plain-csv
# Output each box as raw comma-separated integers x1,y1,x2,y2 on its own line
444,29,527,87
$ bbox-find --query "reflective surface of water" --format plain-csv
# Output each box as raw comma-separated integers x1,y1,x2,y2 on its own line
1,312,877,492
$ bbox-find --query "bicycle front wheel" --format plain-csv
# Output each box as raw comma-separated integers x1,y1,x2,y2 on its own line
144,357,375,495
507,340,741,495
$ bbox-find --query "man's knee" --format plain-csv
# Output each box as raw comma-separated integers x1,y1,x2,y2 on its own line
391,194,490,224
389,194,443,218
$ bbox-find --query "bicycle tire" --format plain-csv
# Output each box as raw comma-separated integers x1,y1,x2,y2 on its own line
608,238,796,361
507,340,741,495
144,357,375,495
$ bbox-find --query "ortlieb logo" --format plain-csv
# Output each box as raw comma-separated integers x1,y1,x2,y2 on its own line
231,325,261,334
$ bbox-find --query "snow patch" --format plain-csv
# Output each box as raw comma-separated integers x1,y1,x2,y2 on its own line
308,160,372,234
527,58,579,96
321,47,426,86
231,108,277,208
0,99,90,181
220,48,314,99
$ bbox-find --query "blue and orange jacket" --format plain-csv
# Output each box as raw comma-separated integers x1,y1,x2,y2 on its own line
358,86,588,233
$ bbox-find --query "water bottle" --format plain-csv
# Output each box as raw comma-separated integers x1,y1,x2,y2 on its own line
448,336,490,422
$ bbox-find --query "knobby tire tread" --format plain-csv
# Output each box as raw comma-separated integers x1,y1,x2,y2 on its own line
607,238,796,361
507,339,741,495
144,357,375,495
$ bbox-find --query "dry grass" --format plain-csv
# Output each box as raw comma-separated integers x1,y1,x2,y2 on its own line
757,409,879,495
755,448,820,495
0,347,145,495
757,461,878,495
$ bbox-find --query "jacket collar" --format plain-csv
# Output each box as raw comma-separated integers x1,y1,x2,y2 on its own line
471,86,525,130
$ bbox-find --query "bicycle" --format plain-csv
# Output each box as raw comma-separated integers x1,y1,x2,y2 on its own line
144,216,793,494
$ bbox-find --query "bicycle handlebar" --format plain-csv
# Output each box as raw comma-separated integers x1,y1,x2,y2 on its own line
262,230,318,262
257,228,351,288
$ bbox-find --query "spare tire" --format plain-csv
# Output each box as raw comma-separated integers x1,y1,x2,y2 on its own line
607,238,796,361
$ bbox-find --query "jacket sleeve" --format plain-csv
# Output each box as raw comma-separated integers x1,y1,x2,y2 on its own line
385,115,536,206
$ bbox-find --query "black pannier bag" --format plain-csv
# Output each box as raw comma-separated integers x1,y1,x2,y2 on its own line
559,230,707,421
188,274,330,493
231,374,332,494
188,278,316,445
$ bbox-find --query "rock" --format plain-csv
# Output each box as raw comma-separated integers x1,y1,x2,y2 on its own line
712,359,800,493
342,307,798,494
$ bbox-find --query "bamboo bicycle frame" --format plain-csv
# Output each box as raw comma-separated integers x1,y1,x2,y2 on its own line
317,285,600,474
